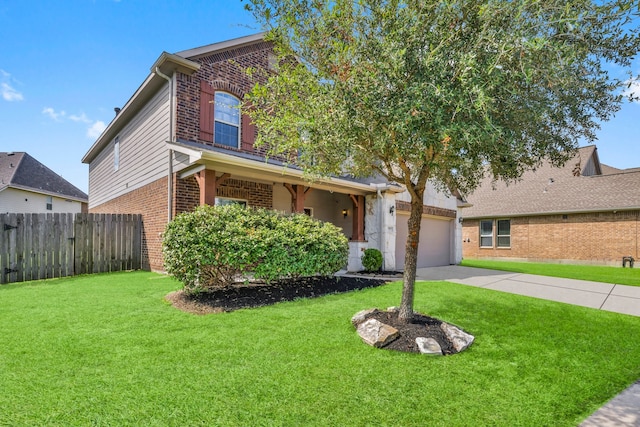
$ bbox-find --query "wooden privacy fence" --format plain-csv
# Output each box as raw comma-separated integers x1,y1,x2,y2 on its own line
0,213,142,284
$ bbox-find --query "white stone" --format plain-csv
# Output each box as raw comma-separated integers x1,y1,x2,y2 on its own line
351,308,377,327
440,322,475,352
357,318,399,348
386,306,399,312
416,337,443,356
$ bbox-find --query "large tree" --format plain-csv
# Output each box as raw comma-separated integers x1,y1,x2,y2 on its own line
243,0,640,322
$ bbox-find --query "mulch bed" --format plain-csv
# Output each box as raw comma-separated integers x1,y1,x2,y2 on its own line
165,275,387,315
165,275,462,355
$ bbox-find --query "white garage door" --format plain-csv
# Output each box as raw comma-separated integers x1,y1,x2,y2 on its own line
396,215,452,270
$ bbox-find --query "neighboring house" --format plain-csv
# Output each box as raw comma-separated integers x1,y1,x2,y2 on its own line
461,145,640,266
0,152,88,214
82,33,464,272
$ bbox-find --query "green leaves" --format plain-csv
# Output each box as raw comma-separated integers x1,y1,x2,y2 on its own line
245,0,640,195
162,205,348,292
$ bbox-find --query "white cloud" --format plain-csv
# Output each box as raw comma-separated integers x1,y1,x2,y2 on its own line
43,108,106,139
0,69,24,102
87,120,107,139
42,107,66,121
69,112,91,123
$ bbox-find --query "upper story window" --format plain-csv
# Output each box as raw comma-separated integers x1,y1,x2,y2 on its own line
214,92,240,148
46,196,53,211
114,136,120,171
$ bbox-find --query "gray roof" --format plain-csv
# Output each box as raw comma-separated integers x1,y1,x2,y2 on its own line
0,152,88,201
463,146,640,218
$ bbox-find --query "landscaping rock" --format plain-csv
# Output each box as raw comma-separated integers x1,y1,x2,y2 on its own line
415,337,443,356
357,318,400,348
351,308,377,326
440,322,475,352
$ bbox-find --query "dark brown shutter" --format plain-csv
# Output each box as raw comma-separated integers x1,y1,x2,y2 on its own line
241,112,256,152
199,81,215,143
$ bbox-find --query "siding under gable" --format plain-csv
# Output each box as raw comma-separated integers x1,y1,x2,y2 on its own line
88,82,171,209
0,188,84,214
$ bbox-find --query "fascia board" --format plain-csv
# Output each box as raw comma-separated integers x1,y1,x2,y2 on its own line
175,33,267,59
82,55,199,165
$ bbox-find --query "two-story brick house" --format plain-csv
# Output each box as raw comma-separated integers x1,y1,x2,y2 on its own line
82,33,463,272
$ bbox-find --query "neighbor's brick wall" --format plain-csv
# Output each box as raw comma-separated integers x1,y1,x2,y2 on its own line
176,40,272,157
462,211,640,266
90,177,168,272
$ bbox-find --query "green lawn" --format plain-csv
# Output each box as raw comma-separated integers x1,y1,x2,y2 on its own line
461,258,640,286
2,271,640,426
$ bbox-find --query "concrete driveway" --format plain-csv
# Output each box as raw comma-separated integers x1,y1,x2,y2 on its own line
415,265,640,317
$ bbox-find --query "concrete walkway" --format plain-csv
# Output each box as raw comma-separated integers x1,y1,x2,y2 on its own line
414,265,640,427
415,265,640,317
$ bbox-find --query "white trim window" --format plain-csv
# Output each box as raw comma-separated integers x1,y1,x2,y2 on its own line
214,92,241,148
114,136,120,171
479,220,493,247
215,197,247,207
496,219,511,248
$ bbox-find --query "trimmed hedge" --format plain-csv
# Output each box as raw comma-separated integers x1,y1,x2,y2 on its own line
162,204,349,292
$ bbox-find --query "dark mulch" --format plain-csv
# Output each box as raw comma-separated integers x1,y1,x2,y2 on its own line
365,309,457,355
165,275,387,315
165,275,463,355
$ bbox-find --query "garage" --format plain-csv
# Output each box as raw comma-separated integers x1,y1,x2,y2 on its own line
395,214,453,270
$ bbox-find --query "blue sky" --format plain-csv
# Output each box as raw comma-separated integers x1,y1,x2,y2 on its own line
0,1,638,194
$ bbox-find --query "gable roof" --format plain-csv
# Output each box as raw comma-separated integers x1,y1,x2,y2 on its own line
463,145,640,218
0,152,88,201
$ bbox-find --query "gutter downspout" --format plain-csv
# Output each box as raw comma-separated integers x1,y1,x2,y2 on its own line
155,67,175,222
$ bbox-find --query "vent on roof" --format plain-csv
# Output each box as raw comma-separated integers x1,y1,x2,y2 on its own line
7,152,14,156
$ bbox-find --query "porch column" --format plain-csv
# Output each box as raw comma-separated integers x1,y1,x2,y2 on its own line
194,170,230,206
350,194,365,241
284,183,312,213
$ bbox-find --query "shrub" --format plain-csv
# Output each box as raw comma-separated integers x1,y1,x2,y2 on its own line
361,248,383,272
162,204,348,292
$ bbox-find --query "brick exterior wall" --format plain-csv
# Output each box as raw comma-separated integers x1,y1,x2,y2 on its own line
173,175,274,215
90,177,168,272
217,179,273,208
462,210,640,266
176,40,272,158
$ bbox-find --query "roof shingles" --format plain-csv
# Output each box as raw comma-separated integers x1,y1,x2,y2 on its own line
463,146,640,218
0,152,88,201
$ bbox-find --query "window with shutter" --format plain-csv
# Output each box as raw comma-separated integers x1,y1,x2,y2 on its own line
213,92,240,148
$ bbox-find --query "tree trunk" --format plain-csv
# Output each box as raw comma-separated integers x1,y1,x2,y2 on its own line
398,189,425,323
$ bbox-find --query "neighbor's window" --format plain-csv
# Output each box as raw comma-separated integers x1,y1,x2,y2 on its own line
214,92,240,148
215,197,247,207
496,219,511,248
46,196,53,211
114,136,120,171
480,220,493,247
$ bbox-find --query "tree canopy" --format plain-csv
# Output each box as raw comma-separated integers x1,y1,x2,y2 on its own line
243,0,640,321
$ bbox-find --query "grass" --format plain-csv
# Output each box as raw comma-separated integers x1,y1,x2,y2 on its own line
461,258,640,286
1,271,640,426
